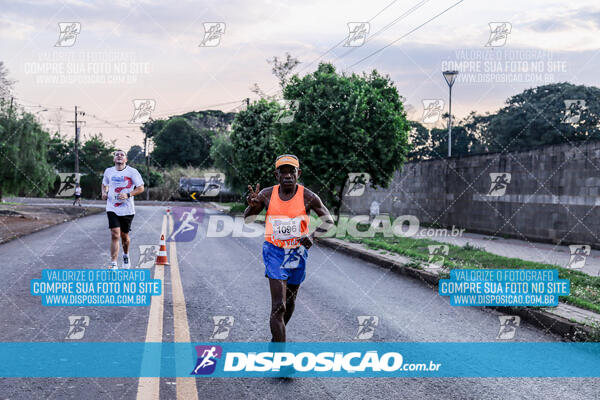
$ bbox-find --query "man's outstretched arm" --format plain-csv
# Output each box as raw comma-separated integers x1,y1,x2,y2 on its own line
244,183,265,223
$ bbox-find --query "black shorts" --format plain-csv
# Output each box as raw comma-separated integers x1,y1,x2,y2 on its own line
107,211,134,233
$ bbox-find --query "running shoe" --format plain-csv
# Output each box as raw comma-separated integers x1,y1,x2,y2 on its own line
122,255,130,269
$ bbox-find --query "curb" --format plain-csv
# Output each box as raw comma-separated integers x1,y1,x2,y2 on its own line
317,237,596,341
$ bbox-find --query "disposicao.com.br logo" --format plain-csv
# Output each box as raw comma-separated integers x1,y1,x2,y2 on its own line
223,350,433,373
189,343,442,377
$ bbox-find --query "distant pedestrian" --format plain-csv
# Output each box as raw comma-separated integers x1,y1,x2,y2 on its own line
73,184,82,207
369,200,380,223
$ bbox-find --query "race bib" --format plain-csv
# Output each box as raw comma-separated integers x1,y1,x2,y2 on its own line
112,193,128,206
270,217,302,240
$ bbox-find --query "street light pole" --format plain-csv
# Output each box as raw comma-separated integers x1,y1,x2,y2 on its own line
448,84,452,157
442,70,458,158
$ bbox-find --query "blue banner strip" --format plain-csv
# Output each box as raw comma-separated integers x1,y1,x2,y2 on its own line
0,342,599,377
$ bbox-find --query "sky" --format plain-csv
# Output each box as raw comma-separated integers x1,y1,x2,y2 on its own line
1,0,599,150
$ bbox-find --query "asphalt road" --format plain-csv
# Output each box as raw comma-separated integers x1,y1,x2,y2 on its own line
1,205,598,399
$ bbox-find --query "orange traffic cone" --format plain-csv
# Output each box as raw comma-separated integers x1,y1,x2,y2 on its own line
155,234,169,265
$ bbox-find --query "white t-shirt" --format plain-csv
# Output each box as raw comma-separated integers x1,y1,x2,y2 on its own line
102,166,144,216
74,187,82,196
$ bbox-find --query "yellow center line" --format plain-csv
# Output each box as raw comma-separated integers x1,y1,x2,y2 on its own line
136,214,167,400
168,213,199,400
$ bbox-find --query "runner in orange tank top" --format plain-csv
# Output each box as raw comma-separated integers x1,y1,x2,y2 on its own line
244,154,333,344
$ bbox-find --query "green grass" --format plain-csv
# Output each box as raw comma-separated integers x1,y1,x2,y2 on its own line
218,202,267,219
226,212,600,314
333,229,600,314
227,202,247,214
585,321,600,342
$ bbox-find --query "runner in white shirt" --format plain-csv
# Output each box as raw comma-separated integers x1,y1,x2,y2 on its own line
101,150,145,269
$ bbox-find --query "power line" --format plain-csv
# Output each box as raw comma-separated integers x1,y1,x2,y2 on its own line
11,96,68,110
131,99,245,121
261,0,401,97
97,99,247,124
295,0,400,75
9,96,246,131
370,0,401,21
334,0,431,63
348,0,466,69
86,113,141,130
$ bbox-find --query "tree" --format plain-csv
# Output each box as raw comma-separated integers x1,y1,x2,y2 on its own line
408,83,600,158
47,132,72,171
141,111,235,139
0,106,54,199
0,61,15,101
281,63,410,214
79,134,117,171
467,83,600,152
47,133,116,173
406,120,481,160
180,110,236,131
127,145,144,164
210,133,241,192
141,118,166,140
227,99,284,191
429,120,482,159
251,53,301,99
138,167,164,188
141,111,235,168
407,121,431,160
268,52,301,89
151,117,213,167
46,132,117,198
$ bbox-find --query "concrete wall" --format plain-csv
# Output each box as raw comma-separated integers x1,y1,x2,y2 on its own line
341,141,600,245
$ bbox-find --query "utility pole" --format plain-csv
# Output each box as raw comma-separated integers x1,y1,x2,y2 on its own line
67,107,85,177
144,130,150,200
74,106,79,174
2,97,14,201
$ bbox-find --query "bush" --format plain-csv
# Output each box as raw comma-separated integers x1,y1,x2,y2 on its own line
80,172,102,199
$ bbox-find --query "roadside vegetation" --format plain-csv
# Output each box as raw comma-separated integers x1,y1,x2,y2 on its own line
337,228,600,314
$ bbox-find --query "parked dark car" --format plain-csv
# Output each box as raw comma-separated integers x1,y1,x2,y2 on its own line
178,176,239,202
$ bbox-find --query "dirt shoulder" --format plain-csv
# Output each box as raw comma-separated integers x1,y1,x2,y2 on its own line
0,204,103,244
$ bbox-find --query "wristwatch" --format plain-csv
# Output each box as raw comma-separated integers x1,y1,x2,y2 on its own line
127,193,131,198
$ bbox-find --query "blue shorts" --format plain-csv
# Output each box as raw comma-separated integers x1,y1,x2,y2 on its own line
262,241,308,285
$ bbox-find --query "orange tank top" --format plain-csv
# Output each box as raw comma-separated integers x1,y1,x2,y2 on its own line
265,184,309,248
